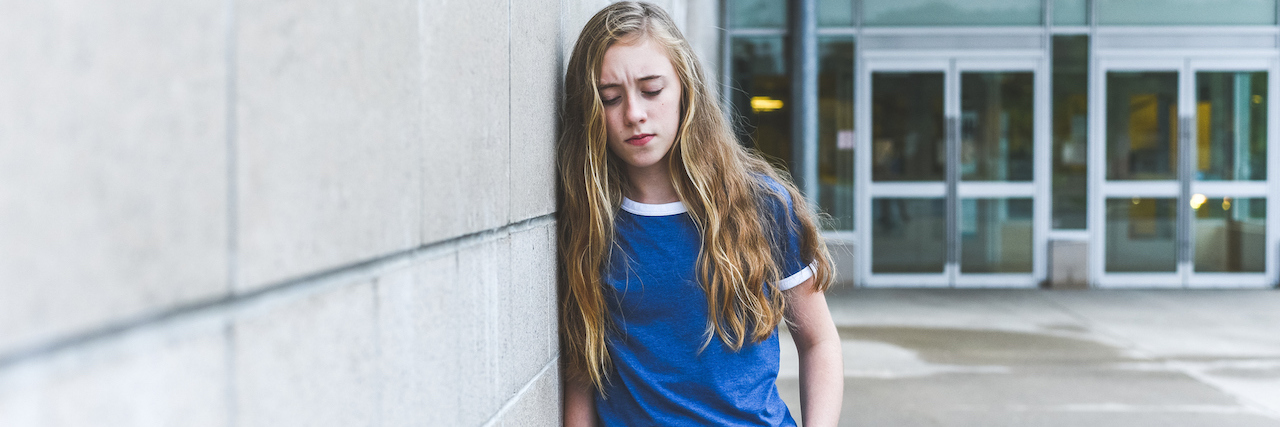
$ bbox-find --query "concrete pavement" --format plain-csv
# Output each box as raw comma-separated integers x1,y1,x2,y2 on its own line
777,289,1280,426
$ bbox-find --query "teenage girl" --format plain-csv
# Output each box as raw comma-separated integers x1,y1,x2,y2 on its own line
557,2,843,425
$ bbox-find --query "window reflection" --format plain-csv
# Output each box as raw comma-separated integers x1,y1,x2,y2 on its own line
818,38,855,230
728,0,786,28
872,72,946,182
1053,35,1089,229
1053,0,1088,25
1097,0,1277,25
872,198,947,273
1194,197,1266,272
818,0,854,27
1196,72,1268,181
1106,72,1179,181
730,37,791,170
1106,198,1178,272
960,72,1034,182
961,198,1034,273
863,0,1042,26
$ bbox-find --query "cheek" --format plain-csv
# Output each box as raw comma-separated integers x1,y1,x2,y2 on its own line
603,109,622,139
661,95,682,128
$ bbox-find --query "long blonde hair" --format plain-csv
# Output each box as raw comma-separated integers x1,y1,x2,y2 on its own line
557,1,833,391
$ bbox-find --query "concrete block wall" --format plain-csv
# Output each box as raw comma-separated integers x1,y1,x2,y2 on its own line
0,0,720,425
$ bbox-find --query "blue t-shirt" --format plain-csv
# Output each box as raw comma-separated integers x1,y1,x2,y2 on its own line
596,180,813,426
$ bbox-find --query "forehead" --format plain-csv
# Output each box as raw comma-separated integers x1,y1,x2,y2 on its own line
598,38,676,85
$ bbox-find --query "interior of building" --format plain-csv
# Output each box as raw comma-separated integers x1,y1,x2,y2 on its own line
724,0,1279,289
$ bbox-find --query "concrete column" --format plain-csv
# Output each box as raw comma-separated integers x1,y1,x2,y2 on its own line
789,0,819,203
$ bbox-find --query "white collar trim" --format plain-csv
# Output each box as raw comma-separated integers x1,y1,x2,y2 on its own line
621,197,688,216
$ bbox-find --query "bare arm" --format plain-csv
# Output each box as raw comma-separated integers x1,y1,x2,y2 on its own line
563,377,598,427
784,277,843,426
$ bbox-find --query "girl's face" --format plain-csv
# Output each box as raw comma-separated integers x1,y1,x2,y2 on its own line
597,37,683,176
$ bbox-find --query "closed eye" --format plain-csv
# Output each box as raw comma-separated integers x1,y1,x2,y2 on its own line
602,97,621,106
642,89,662,97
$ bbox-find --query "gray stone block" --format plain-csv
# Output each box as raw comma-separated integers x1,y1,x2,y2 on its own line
235,0,422,290
234,281,378,427
0,327,228,427
422,0,511,244
501,363,562,427
560,0,617,70
456,237,512,424
545,226,561,362
377,253,457,426
0,0,229,353
379,238,513,425
499,224,558,399
1049,239,1090,289
510,0,561,222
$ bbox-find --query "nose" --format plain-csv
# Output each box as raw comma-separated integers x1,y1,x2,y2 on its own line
624,94,646,126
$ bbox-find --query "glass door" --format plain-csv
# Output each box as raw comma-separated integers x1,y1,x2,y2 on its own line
1092,57,1275,288
858,57,1047,287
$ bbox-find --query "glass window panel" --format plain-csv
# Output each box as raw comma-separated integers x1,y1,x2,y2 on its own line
1053,0,1089,25
961,198,1034,273
872,72,945,181
730,37,791,170
1098,0,1277,25
818,38,855,230
1196,72,1268,181
730,0,787,28
960,72,1035,182
1106,72,1179,180
864,0,1041,26
1053,35,1089,229
872,198,946,273
1106,198,1178,272
819,0,854,26
1194,197,1266,272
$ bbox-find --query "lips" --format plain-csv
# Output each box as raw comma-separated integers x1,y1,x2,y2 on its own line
625,134,655,146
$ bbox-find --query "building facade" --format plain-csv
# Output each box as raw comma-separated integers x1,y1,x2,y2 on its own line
0,1,718,425
725,0,1280,289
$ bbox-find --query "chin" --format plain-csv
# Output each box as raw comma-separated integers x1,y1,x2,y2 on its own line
611,142,673,171
623,153,667,169
625,159,662,170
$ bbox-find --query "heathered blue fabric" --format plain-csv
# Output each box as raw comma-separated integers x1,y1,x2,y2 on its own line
595,180,808,426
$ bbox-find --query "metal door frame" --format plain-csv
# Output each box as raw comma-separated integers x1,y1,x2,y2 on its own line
857,52,1050,288
1091,53,1279,288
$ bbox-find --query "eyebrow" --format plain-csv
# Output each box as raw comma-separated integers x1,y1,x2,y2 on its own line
598,75,664,91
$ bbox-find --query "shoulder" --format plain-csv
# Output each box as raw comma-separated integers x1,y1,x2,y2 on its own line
751,174,794,216
754,174,789,200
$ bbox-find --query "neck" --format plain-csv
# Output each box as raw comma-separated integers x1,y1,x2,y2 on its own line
624,159,679,204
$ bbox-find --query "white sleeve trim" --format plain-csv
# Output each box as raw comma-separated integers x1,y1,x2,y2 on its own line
776,262,816,291
620,197,688,216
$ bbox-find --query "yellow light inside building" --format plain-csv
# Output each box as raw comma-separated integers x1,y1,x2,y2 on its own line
751,96,784,113
1132,197,1140,205
1253,94,1263,104
1190,193,1207,210
1223,198,1231,210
